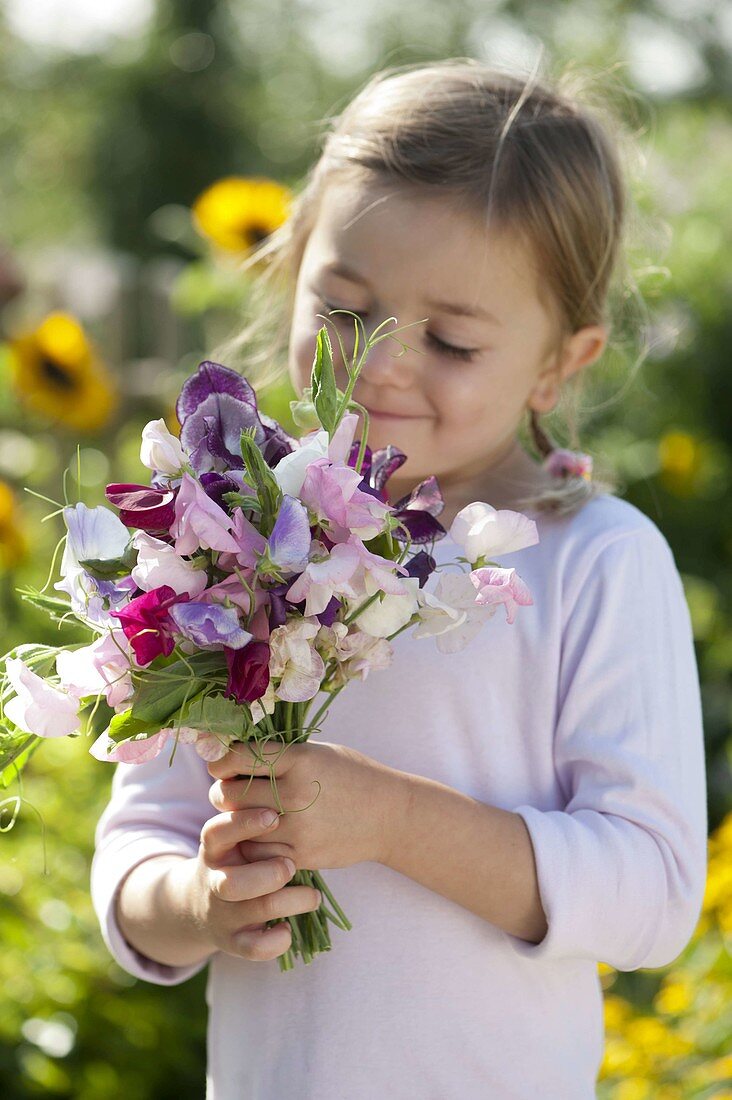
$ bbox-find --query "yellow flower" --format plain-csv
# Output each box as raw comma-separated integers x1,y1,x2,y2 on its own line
7,312,118,433
657,430,702,496
603,994,633,1031
0,479,27,570
654,976,694,1016
192,176,292,253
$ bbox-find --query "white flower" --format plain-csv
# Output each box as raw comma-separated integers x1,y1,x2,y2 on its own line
271,430,330,496
250,682,276,724
140,418,188,475
347,576,420,638
414,572,496,653
449,502,539,564
4,658,80,738
131,530,209,597
269,619,325,702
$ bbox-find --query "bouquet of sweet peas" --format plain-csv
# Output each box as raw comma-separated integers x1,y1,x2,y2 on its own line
0,315,539,971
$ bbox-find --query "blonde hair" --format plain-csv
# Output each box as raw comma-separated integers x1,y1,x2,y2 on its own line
212,57,658,516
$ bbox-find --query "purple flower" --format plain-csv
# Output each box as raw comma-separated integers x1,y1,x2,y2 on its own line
224,640,271,704
347,441,446,544
168,601,253,649
105,483,178,532
176,361,296,475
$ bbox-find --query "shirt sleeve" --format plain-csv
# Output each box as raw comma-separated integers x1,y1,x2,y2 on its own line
90,738,217,986
507,524,708,970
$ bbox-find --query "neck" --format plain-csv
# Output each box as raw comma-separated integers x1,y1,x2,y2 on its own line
389,436,552,528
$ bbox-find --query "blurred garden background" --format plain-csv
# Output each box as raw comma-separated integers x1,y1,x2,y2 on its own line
0,0,730,1096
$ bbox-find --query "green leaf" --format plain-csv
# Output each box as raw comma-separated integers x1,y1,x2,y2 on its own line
0,730,42,788
311,327,338,433
108,652,226,742
79,539,137,580
178,692,247,738
239,428,282,537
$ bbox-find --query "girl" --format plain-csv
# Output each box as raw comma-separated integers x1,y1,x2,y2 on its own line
91,59,708,1099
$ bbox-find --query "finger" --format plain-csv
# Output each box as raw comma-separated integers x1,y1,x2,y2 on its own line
207,738,297,781
230,922,293,963
209,775,276,812
210,855,297,903
200,809,280,865
241,884,322,927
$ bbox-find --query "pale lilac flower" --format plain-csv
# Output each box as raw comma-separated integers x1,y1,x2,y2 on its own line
269,619,325,702
4,658,80,738
131,530,208,597
199,573,254,615
56,630,133,709
168,602,252,649
449,502,539,564
54,503,131,625
266,495,311,573
217,507,266,571
285,541,363,617
470,566,533,624
140,418,188,475
170,472,241,555
299,458,391,542
271,430,330,496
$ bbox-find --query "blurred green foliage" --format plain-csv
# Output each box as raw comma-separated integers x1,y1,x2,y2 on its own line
0,0,730,1096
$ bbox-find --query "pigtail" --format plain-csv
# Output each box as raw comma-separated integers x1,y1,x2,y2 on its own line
517,409,616,517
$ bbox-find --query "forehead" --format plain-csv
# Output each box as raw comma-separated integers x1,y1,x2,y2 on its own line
303,174,543,315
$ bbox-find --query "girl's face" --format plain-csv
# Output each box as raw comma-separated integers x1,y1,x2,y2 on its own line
288,175,602,501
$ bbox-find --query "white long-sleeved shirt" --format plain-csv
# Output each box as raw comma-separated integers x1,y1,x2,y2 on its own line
91,492,708,1099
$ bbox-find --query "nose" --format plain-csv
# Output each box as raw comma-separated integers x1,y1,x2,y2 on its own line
356,332,418,390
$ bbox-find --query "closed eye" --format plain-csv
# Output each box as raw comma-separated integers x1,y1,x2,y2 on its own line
319,302,479,362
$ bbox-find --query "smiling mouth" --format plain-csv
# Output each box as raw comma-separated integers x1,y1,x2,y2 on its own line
364,407,425,420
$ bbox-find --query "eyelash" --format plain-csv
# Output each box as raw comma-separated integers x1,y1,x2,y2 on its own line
319,303,479,362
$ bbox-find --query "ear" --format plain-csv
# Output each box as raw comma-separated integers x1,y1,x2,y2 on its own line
528,324,608,415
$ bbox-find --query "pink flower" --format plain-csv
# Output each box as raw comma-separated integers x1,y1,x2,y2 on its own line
170,472,241,555
299,458,391,542
56,630,133,709
285,539,408,618
131,530,209,597
469,566,533,624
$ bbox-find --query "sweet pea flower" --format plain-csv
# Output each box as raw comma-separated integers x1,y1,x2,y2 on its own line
168,602,252,649
269,619,325,702
140,418,188,475
346,576,420,638
299,458,391,542
250,681,276,724
414,572,496,653
271,429,330,496
111,585,184,665
105,483,178,531
131,530,208,597
224,640,270,704
285,540,408,618
317,623,394,685
470,566,533,625
56,630,134,709
4,657,81,738
170,473,241,556
449,502,539,564
54,503,130,611
89,724,202,764
199,573,255,615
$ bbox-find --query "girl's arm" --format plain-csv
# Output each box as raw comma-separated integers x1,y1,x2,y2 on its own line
381,523,708,969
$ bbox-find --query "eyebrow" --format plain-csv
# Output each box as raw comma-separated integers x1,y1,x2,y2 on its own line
322,262,502,324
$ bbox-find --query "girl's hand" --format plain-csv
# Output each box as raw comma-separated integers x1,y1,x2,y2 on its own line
207,739,402,871
188,807,322,962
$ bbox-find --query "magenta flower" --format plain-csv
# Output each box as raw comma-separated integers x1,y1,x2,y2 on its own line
469,566,533,625
105,483,178,531
224,640,271,704
111,585,185,665
170,473,241,555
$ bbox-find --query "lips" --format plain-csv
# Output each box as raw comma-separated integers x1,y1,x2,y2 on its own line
364,406,423,420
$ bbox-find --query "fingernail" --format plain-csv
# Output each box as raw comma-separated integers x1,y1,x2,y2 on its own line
284,858,296,876
261,810,279,828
